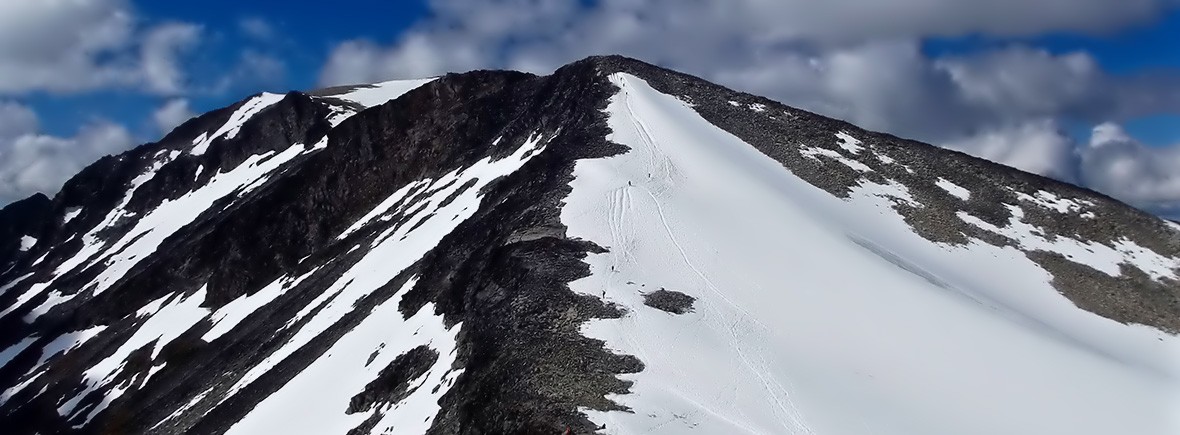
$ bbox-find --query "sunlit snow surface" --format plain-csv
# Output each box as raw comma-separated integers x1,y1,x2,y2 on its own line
18,236,36,251
329,79,437,109
562,73,1180,435
220,132,552,434
317,78,437,126
935,178,970,200
190,93,286,155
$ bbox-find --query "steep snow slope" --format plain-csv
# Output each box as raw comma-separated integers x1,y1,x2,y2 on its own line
563,73,1180,434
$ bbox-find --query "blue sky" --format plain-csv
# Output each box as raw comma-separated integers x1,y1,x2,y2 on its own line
22,1,1178,139
26,1,431,138
21,1,1180,145
922,9,1180,146
2,0,1180,217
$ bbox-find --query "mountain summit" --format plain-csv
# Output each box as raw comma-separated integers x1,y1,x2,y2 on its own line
0,56,1177,434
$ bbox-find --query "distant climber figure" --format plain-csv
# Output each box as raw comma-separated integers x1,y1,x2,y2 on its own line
563,427,573,435
628,181,633,186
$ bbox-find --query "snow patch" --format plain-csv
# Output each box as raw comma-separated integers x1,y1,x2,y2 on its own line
314,78,435,128
0,325,107,409
62,208,82,224
959,205,1179,281
22,142,317,321
0,272,32,297
58,289,209,426
225,278,463,435
0,372,43,407
799,146,872,172
217,131,552,409
0,337,37,372
326,78,436,110
1,146,186,320
151,387,212,431
203,267,320,342
18,236,36,251
1015,190,1091,214
191,92,286,155
337,180,430,240
851,178,920,208
834,131,863,154
934,178,971,200
36,326,108,367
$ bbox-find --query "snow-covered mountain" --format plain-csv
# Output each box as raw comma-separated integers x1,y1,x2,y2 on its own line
0,56,1177,435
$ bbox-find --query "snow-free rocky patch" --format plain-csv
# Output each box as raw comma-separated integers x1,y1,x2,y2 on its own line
642,290,696,315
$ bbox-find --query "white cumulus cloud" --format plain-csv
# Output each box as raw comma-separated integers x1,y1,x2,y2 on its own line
316,0,1180,216
0,0,206,96
1080,123,1180,217
0,101,133,204
139,22,203,95
943,121,1079,183
153,98,195,133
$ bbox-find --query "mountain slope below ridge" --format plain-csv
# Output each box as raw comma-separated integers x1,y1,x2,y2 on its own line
0,55,1173,434
572,71,1180,434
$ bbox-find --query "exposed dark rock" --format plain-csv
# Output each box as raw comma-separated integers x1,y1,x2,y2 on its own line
347,346,439,414
0,193,51,277
643,289,697,315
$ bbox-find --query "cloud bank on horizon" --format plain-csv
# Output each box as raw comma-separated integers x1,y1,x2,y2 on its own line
2,0,1180,219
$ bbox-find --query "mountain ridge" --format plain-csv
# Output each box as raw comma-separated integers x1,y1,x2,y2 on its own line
0,55,1176,434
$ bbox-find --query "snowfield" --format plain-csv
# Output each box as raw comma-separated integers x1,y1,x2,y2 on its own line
561,73,1180,435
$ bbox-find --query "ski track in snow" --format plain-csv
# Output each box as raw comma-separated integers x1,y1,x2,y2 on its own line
561,73,1180,435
